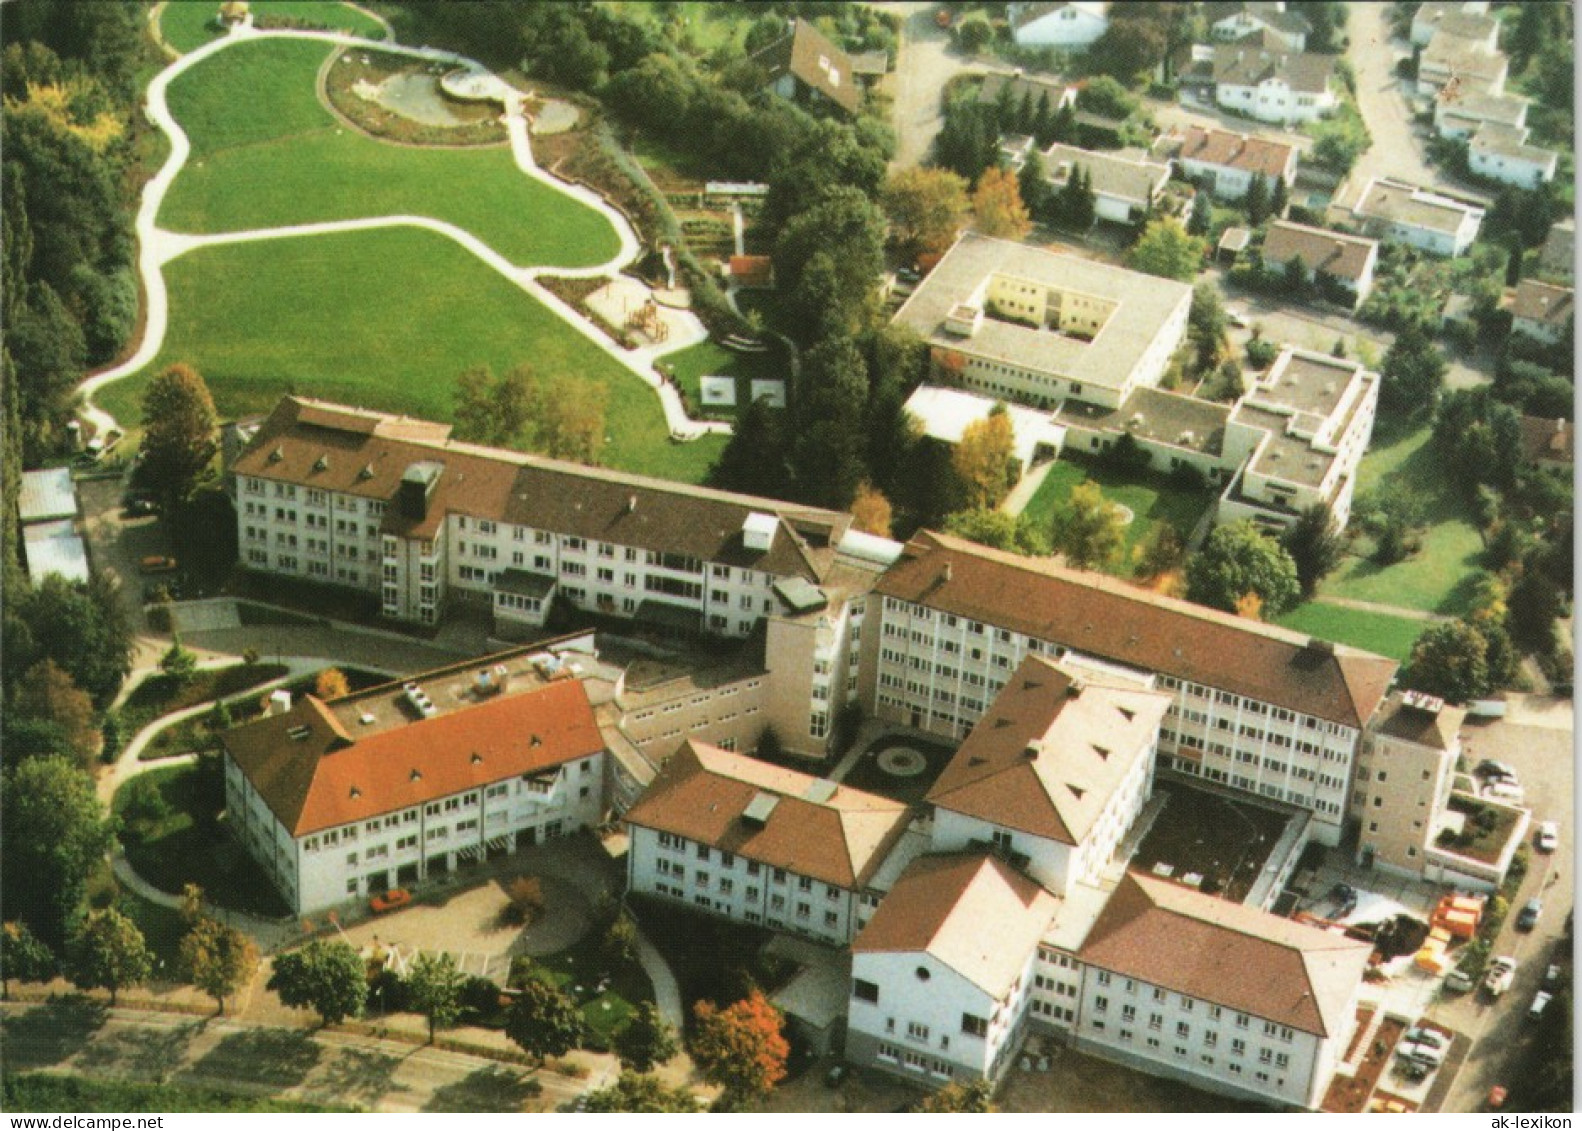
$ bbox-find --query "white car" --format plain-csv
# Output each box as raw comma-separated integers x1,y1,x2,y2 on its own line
1530,990,1553,1021
1537,821,1560,852
1484,780,1525,805
1485,956,1518,998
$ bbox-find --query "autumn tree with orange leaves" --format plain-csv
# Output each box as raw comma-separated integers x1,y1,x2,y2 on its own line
971,166,1032,241
690,989,789,1104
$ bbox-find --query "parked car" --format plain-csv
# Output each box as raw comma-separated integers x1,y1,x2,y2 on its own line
369,888,411,914
1398,1039,1445,1068
1483,780,1525,805
1475,759,1519,782
1444,968,1475,993
1536,821,1559,853
139,555,178,574
1488,1084,1508,1109
1403,1026,1447,1051
1517,898,1543,932
1485,956,1518,997
1529,990,1553,1021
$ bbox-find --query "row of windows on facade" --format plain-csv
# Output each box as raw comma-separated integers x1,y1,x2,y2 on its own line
1089,1019,1290,1086
1091,971,1296,1041
653,833,847,896
1170,758,1345,817
648,884,849,934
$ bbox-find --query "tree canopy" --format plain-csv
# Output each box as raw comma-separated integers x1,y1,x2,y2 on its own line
1,756,115,948
951,406,1018,510
880,167,969,264
1126,218,1205,282
179,916,259,1015
613,1000,679,1072
584,1072,699,1113
137,364,219,510
1379,323,1447,414
971,166,1032,241
1403,620,1493,704
1050,481,1128,571
690,990,790,1101
1280,503,1344,598
406,951,467,1043
504,976,585,1063
69,908,151,1007
267,939,368,1026
1185,520,1301,617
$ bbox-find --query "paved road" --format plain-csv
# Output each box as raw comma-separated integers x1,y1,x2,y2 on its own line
888,3,959,170
1431,699,1574,1113
0,1002,592,1113
1344,1,1492,205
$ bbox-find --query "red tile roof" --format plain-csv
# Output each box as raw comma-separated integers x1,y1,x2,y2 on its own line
1175,125,1296,180
1080,874,1371,1036
224,679,603,836
877,531,1397,728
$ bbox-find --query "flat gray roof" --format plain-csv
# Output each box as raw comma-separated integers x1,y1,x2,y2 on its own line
19,468,77,523
1355,179,1481,235
23,523,90,584
1249,350,1365,421
891,233,1191,392
1234,404,1338,487
1055,386,1229,456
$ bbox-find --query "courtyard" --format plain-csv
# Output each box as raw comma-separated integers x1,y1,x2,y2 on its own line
1128,780,1295,904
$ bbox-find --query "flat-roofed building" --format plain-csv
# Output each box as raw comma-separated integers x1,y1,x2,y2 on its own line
1260,221,1380,311
222,646,609,913
848,853,1058,1084
1411,1,1492,48
623,740,913,946
1162,125,1298,201
927,655,1170,896
1351,691,1465,881
1511,279,1574,345
1469,123,1559,188
1349,178,1484,257
1433,84,1528,140
891,233,1192,412
902,385,1066,473
1069,873,1372,1109
864,530,1399,844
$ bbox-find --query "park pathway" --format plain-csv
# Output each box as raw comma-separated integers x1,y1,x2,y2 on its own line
80,17,729,446
1314,596,1452,623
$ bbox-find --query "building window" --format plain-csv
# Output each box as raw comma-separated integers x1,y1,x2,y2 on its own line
961,1013,988,1038
854,980,879,1003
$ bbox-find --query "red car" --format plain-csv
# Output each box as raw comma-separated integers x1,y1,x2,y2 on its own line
1488,1085,1508,1110
370,888,411,914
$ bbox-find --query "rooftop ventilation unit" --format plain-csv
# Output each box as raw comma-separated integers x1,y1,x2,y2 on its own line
742,792,780,827
743,512,778,552
402,681,437,718
287,725,311,741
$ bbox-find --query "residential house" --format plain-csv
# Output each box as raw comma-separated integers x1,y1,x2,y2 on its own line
926,656,1171,897
1410,1,1491,48
1260,221,1380,311
1468,123,1559,189
623,740,913,946
1433,83,1529,140
1007,2,1110,49
1349,178,1484,257
1212,45,1336,125
748,19,860,117
1510,279,1574,345
848,853,1057,1085
1539,219,1574,281
864,529,1399,845
1518,416,1573,467
1163,125,1298,201
890,233,1192,413
222,651,609,914
1042,142,1174,223
977,70,1077,120
1205,2,1311,52
1066,873,1373,1110
1417,17,1507,97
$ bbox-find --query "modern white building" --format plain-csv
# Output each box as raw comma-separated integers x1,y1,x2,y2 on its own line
1349,178,1485,257
865,530,1399,845
1417,15,1507,97
926,656,1171,897
1468,123,1560,188
1433,85,1529,141
1007,1,1110,49
1211,45,1336,125
622,740,913,946
901,385,1066,476
891,233,1192,412
1162,125,1298,201
848,853,1057,1084
18,467,90,584
222,648,609,914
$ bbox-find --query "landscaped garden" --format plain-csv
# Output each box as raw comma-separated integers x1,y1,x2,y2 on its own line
114,763,292,918
657,339,790,422
1020,457,1214,576
96,228,724,484
117,661,289,751
159,0,388,56
159,39,621,268
514,938,652,1051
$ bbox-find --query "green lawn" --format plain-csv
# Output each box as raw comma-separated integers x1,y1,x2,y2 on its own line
159,0,387,55
1320,422,1486,615
1273,602,1427,662
98,228,722,483
657,340,789,420
158,39,621,269
1021,458,1214,576
518,945,652,1050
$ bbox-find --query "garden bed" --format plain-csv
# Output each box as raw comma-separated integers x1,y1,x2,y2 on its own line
323,49,508,147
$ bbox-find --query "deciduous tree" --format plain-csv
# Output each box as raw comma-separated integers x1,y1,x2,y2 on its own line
2,920,57,998
584,1072,699,1113
69,908,151,1007
1050,481,1128,571
1,756,114,948
917,1079,996,1112
942,508,1049,555
13,659,98,768
1185,520,1300,617
504,976,585,1063
1126,218,1205,282
850,482,893,538
1379,322,1447,415
179,916,258,1015
880,167,969,263
951,406,1018,510
1403,620,1492,704
1280,503,1345,598
314,668,350,700
972,166,1032,241
614,1000,679,1072
407,951,466,1044
267,939,368,1026
138,364,219,510
690,989,790,1102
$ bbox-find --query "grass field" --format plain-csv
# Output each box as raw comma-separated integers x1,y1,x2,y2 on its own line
158,39,621,268
1273,602,1427,662
1021,458,1214,576
658,340,789,420
98,228,722,483
160,0,388,55
1320,422,1485,616
4,1073,354,1114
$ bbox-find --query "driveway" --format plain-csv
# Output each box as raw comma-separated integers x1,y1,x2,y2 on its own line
887,3,963,169
1344,1,1492,204
1432,697,1574,1113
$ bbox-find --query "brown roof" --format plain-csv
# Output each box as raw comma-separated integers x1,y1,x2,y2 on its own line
1212,45,1334,94
852,853,1057,996
622,741,911,890
232,397,849,582
877,531,1398,728
1261,220,1378,284
1080,874,1372,1036
224,679,603,837
1173,125,1296,180
749,19,860,115
1204,2,1311,37
1511,279,1574,329
728,255,774,288
1519,416,1573,465
928,656,1171,844
1371,691,1465,751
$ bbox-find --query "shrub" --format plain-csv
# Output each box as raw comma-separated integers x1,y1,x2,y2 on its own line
1245,337,1279,368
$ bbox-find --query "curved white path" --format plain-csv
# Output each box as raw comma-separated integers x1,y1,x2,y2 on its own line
81,22,729,444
